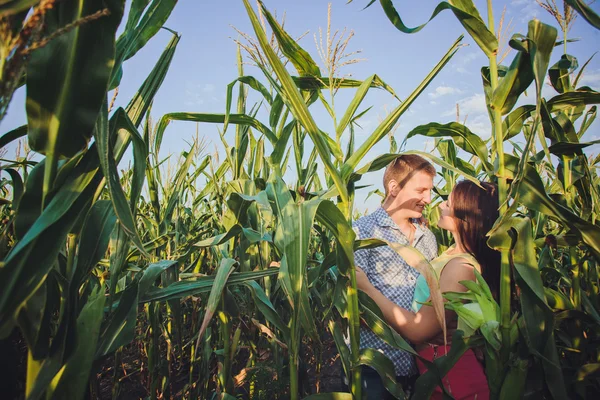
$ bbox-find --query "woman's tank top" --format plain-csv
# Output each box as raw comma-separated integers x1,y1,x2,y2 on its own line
411,246,481,312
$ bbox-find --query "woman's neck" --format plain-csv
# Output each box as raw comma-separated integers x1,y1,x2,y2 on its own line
449,234,467,254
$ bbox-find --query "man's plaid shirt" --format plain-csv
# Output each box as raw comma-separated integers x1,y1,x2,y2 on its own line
352,207,438,376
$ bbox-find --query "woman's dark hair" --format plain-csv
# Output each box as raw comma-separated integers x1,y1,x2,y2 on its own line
451,180,500,300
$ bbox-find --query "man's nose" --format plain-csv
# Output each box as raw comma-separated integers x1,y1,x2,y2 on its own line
423,191,432,204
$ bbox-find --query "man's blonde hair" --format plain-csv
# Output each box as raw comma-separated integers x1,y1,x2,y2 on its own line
383,154,436,197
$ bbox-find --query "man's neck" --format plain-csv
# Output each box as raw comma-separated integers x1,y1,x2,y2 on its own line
382,202,413,231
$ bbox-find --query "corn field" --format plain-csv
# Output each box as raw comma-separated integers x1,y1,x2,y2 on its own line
1,0,600,399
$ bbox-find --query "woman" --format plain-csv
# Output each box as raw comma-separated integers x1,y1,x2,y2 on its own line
355,180,499,400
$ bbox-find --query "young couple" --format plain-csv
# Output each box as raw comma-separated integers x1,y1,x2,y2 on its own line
351,154,498,399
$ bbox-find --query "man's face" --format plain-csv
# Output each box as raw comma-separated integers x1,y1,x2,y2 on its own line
391,170,434,218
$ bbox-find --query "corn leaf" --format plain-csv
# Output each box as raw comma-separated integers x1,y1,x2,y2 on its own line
26,0,124,158
375,0,497,56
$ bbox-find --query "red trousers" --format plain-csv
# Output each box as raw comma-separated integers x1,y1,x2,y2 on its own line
416,345,489,400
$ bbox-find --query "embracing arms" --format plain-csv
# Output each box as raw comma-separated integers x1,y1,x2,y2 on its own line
355,258,476,344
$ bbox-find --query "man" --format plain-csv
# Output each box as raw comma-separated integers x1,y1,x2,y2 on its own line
350,154,438,398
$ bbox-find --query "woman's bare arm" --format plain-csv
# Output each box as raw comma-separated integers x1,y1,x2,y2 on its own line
356,258,476,344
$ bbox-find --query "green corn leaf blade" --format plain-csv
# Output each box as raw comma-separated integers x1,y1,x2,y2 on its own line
502,105,536,140
528,20,558,100
138,260,179,296
541,331,569,400
26,0,124,158
491,37,534,115
114,33,180,163
0,124,27,149
16,277,51,358
123,0,150,32
71,200,116,286
140,268,279,303
578,105,597,138
243,0,348,204
497,359,529,399
358,348,406,399
96,106,149,258
336,75,376,141
548,54,578,94
342,35,463,180
155,112,277,149
258,1,320,77
160,144,196,231
242,280,290,342
95,276,139,358
0,150,101,330
548,138,600,155
111,0,178,88
565,0,600,30
407,122,493,172
270,120,296,166
194,258,237,351
46,286,105,400
292,76,400,97
193,224,265,247
358,292,417,356
1,167,23,209
269,94,285,130
329,319,352,390
377,0,497,56
224,75,273,133
544,287,574,310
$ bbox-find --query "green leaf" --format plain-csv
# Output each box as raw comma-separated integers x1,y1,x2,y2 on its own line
194,258,237,352
193,224,265,247
565,0,600,30
224,75,273,133
140,268,279,303
258,2,320,77
154,112,278,149
407,122,493,172
95,276,139,358
71,200,116,286
26,0,125,157
376,0,497,56
0,124,27,149
359,348,406,399
491,35,534,115
47,286,105,400
111,0,178,87
96,106,149,257
549,54,578,94
242,280,290,342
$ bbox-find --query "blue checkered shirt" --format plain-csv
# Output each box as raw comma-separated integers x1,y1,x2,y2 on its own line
353,207,438,376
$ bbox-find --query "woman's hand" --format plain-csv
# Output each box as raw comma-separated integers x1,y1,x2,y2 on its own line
354,266,373,292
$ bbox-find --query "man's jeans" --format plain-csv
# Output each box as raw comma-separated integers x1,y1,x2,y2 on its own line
341,366,417,399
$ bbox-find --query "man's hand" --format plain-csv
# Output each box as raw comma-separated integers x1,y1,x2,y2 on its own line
270,261,280,268
354,266,373,293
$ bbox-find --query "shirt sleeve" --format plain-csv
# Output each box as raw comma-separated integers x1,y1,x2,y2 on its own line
352,223,371,273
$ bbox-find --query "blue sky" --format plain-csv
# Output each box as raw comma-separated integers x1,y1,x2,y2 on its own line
2,0,600,212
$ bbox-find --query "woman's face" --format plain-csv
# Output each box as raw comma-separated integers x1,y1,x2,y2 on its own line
437,191,458,233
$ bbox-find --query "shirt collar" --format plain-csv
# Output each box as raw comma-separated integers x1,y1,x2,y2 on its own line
374,206,426,239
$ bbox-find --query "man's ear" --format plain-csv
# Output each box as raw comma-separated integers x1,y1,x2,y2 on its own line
387,179,399,197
